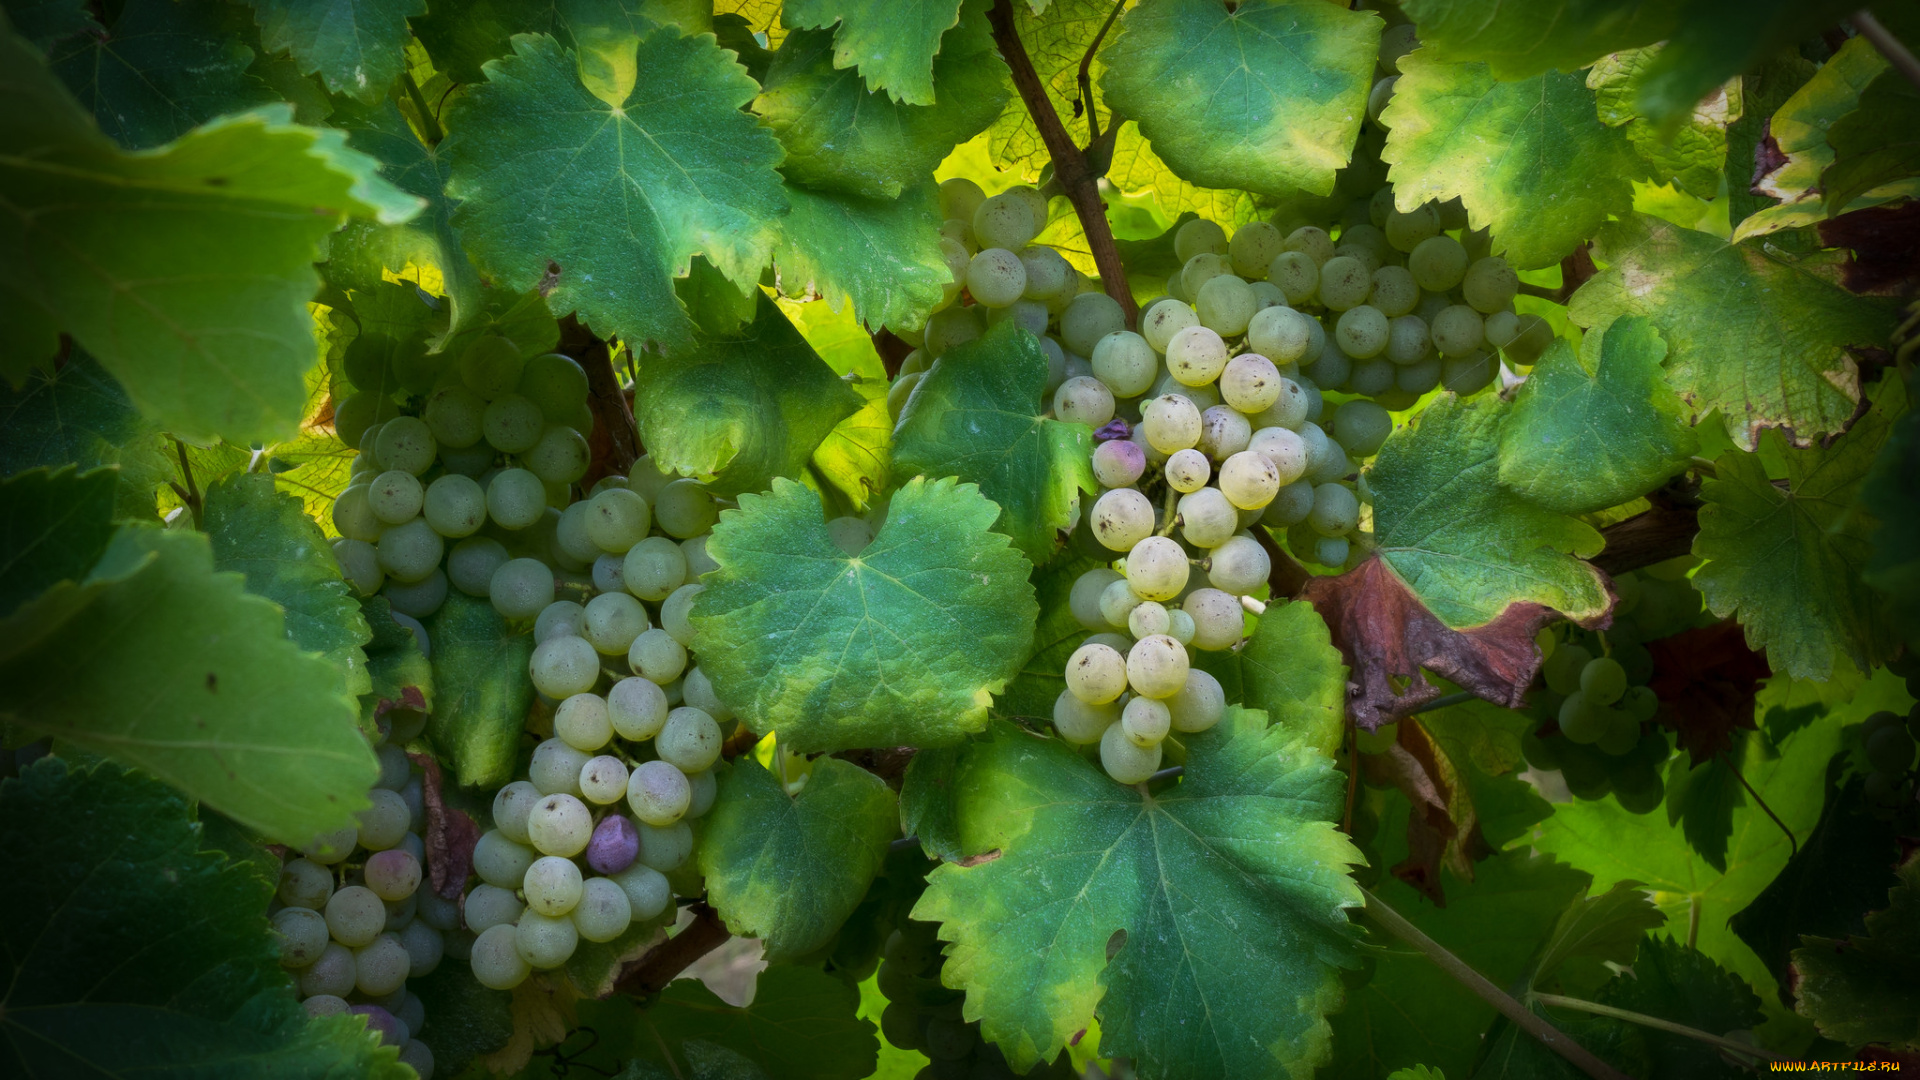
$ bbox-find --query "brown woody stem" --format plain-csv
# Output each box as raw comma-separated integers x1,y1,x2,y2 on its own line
988,0,1136,326
611,902,731,998
561,316,640,477
1852,11,1920,90
1592,500,1700,577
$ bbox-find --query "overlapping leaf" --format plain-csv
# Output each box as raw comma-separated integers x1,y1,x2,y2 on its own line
631,294,862,497
1861,374,1920,651
0,758,406,1079
894,322,1096,565
412,0,670,85
916,712,1361,1079
692,476,1037,753
1381,52,1638,269
776,180,950,332
242,0,423,103
1737,38,1903,239
1792,856,1920,1050
1824,69,1920,216
1239,599,1348,757
426,591,534,788
0,352,168,521
1587,46,1739,200
781,0,967,106
1101,0,1379,199
1499,316,1697,515
1568,214,1896,449
788,299,892,512
1592,937,1766,1080
1397,0,1677,79
0,467,117,626
699,756,899,961
1693,376,1905,679
442,30,787,354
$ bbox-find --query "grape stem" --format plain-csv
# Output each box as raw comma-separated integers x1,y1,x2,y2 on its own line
1726,753,1799,860
400,71,444,145
560,316,641,478
611,901,730,997
1852,11,1920,90
170,438,201,528
1360,888,1635,1080
988,0,1137,326
1532,993,1783,1062
1076,0,1129,147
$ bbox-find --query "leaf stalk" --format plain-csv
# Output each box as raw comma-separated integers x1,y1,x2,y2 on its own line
1531,993,1782,1062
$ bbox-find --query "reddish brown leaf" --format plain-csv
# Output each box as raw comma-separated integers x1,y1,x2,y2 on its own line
408,750,482,899
372,685,427,725
1303,555,1610,731
1360,717,1487,906
1818,200,1920,295
1751,123,1788,192
1649,620,1772,765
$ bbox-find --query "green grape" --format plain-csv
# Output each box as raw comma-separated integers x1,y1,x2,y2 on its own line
1101,720,1163,784
482,393,545,454
353,934,411,996
1521,729,1562,772
580,754,629,805
1053,375,1115,426
298,944,356,998
1264,251,1317,307
1066,642,1128,704
1122,695,1171,746
1407,235,1469,292
368,469,423,525
490,558,555,620
278,857,335,910
581,487,648,554
492,780,542,844
384,569,446,618
1128,599,1172,639
1384,202,1439,253
1301,341,1350,389
1430,305,1486,357
1309,533,1348,566
627,759,692,826
1335,305,1390,359
552,503,601,566
1198,406,1251,460
1620,684,1659,723
377,518,444,582
1462,256,1519,313
1262,479,1316,527
1124,535,1190,602
1220,353,1282,413
924,303,982,357
1064,570,1119,633
1385,315,1430,365
272,907,330,968
1252,374,1310,433
422,474,486,538
1610,763,1664,815
1867,725,1917,774
1180,252,1229,298
683,665,734,721
1196,274,1257,336
1559,744,1612,799
1542,644,1591,696
972,192,1036,251
440,440,496,477
658,707,723,772
1091,330,1157,397
554,693,613,751
1054,690,1118,745
1164,325,1229,387
1142,298,1200,353
461,336,526,399
486,468,547,529
530,737,592,796
1228,220,1285,277
1175,217,1228,262
1207,535,1270,595
357,788,410,851
1167,668,1225,732
966,248,1027,308
473,830,537,890
1558,691,1608,744
572,878,632,942
332,538,384,596
515,910,579,969
1285,225,1335,264
660,583,705,645
628,627,688,685
1441,351,1497,395
1126,634,1189,699
1368,265,1420,318
535,600,586,644
1086,489,1149,554
523,855,584,916
579,591,644,656
1060,292,1127,357
939,176,985,222
1176,486,1238,548
655,479,718,539
612,862,673,920
608,676,669,741
325,885,387,947
1397,357,1443,395
1316,256,1371,311
375,417,437,475
1219,451,1281,510
525,425,590,484
1348,358,1395,397
1332,400,1393,457
1308,483,1358,536
465,883,525,933
518,353,588,421
334,391,401,450
530,634,599,698
1165,448,1211,493
1379,22,1418,72
1367,74,1398,122
1142,394,1203,453
1596,711,1640,755
637,820,694,871
1020,245,1072,301
1580,656,1628,706
1865,770,1915,807
1099,577,1146,629
470,924,531,989
527,793,593,857
623,536,688,602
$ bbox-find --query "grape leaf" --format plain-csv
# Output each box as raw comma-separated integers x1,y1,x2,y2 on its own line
1499,315,1698,515
1368,393,1609,628
1630,0,1860,124
1861,374,1920,651
786,296,892,511
1568,214,1896,450
1737,38,1901,239
426,591,534,789
1473,1001,1643,1080
0,351,169,521
1692,376,1905,680
1664,749,1746,873
0,466,116,622
915,712,1360,1079
775,179,950,332
0,757,407,1079
1381,53,1639,270
1648,621,1770,765
1526,880,1667,997
47,0,281,150
1726,50,1817,232
1239,599,1348,758
1526,714,1842,1002
1587,46,1740,201
412,0,667,85
692,476,1038,753
894,321,1097,565
360,595,431,722
241,0,424,103
572,965,881,1080
623,1041,772,1080
756,17,1008,201
1824,68,1920,216
441,29,787,354
699,756,898,961
631,293,862,498
1099,0,1380,199
0,525,379,846
992,552,1102,722
0,29,420,444
1593,936,1766,1080
5,0,99,47
203,473,373,700
1395,0,1677,79
781,0,966,106
1792,857,1920,1051
405,963,513,1079
983,0,1107,177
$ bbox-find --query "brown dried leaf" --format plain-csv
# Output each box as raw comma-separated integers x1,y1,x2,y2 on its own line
1818,200,1920,296
1649,619,1772,765
1360,717,1485,905
408,750,481,899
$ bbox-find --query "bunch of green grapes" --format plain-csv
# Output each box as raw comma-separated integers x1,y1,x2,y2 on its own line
273,743,445,1078
877,918,1076,1079
1859,701,1918,814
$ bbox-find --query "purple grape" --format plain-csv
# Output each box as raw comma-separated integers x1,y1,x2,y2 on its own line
1094,418,1133,441
350,1004,405,1046
587,814,640,874
1091,439,1146,488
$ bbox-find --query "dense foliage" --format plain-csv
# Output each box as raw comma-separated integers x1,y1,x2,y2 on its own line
2,1,1917,1078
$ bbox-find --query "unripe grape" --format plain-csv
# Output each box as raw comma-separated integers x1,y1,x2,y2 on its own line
1175,217,1228,262
1020,245,1072,300
486,468,546,529
1335,305,1390,359
1248,426,1309,485
530,634,599,698
1065,642,1128,704
1198,406,1252,461
573,877,633,942
471,923,531,989
1580,657,1628,706
1092,439,1147,488
273,907,331,968
369,469,424,526
1332,400,1393,457
1462,256,1519,312
555,693,613,751
1124,535,1190,602
1060,292,1128,357
1101,720,1163,784
1309,483,1360,536
1431,305,1486,357
1219,451,1282,510
1219,353,1283,413
333,538,384,596
658,707,723,772
490,557,555,620
515,910,579,969
1054,690,1119,744
1090,487,1154,552
1313,534,1351,567
1142,394,1203,453
925,303,982,357
1208,535,1271,595
526,425,590,485
627,759,692,826
482,393,545,454
1099,577,1146,630
526,793,593,857
1122,695,1172,746
461,336,526,398
1408,235,1469,292
1090,331,1157,397
425,385,486,448
326,885,387,948
1268,250,1320,305
1385,202,1440,253
1168,669,1226,732
612,861,672,919
1386,315,1431,365
584,490,649,556
1195,274,1257,336
1317,256,1371,311
1228,220,1285,277
637,820,694,871
1349,358,1395,396
373,518,440,583
1442,351,1498,395
1184,588,1244,650
987,298,1049,336
523,855,584,916
354,933,412,996
1164,325,1229,387
1263,479,1317,527
1053,375,1116,427
973,192,1037,251
375,417,437,476
1177,486,1240,548
1165,448,1211,493
967,247,1027,308
622,535,687,603
654,479,718,539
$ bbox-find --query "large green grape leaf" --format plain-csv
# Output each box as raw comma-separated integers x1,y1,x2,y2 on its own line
788,298,892,512
1239,599,1347,758
894,322,1096,566
0,467,117,624
993,552,1102,722
411,0,671,85
1591,936,1766,1080
562,965,880,1080
631,294,862,498
1694,375,1904,680
1396,0,1676,79
203,473,373,700
47,0,281,150
691,476,1038,753
426,591,534,788
0,757,407,1079
1861,375,1920,651
5,0,100,47
1735,38,1901,239
1498,316,1697,515
441,29,787,354
1526,715,1842,1002
1630,0,1860,124
1568,214,1897,450
0,525,378,846
1099,0,1379,199
983,0,1106,176
1725,50,1817,232
781,0,966,106
776,180,950,332
1823,69,1920,215
699,755,899,962
1587,46,1739,201
915,712,1361,1079
1381,53,1639,270
0,352,168,521
1792,857,1920,1051
241,0,424,103
756,15,1008,201
0,29,419,444
1367,393,1608,628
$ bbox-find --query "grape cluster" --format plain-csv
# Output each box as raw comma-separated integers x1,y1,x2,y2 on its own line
322,332,730,990
274,742,444,1078
1860,699,1919,813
